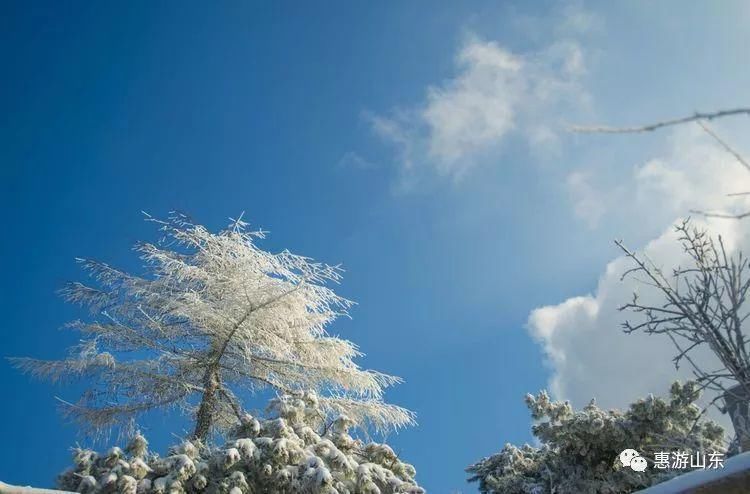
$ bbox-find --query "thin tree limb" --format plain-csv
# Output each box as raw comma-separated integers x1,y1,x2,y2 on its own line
696,120,750,173
571,108,750,134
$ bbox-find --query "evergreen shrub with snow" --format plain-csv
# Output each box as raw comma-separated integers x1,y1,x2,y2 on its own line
466,382,725,494
58,391,424,494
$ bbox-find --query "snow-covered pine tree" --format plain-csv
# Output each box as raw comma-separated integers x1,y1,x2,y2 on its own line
466,382,725,494
56,391,424,494
11,212,414,441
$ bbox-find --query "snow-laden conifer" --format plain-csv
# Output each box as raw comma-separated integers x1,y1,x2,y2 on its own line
467,382,725,494
12,213,414,441
57,391,424,494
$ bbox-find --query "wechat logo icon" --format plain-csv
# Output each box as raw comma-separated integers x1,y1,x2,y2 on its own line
619,449,647,472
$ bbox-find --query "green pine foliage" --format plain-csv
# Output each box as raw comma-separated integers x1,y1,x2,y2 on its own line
467,382,725,494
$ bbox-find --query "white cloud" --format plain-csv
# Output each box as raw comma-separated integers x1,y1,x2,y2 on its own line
532,125,750,423
566,170,608,228
421,40,521,168
568,125,750,232
556,6,601,37
370,34,590,185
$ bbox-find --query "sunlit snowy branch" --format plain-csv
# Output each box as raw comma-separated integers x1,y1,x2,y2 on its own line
10,212,413,441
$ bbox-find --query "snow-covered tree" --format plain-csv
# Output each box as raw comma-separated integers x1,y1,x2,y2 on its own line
56,391,424,494
466,382,725,494
618,220,750,449
11,213,413,441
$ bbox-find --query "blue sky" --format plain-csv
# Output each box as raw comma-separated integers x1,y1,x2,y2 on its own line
3,2,750,492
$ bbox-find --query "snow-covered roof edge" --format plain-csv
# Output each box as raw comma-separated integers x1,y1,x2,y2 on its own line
635,451,750,494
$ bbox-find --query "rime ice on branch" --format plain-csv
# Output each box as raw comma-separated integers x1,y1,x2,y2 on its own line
11,212,414,441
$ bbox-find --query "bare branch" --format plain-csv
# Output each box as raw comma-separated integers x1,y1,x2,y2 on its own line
689,209,750,220
696,120,750,173
571,107,750,134
619,220,750,445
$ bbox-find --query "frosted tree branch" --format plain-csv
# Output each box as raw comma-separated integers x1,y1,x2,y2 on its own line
571,107,750,133
695,120,750,173
10,212,413,442
574,108,750,220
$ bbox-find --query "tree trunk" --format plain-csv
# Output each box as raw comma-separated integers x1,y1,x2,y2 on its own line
725,383,750,451
193,365,220,441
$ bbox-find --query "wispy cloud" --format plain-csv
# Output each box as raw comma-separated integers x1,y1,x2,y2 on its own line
565,170,609,228
369,31,590,187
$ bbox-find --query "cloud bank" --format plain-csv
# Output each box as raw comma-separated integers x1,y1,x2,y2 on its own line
531,126,750,415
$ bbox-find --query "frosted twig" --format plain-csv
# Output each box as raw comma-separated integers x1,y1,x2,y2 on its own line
571,107,750,133
695,120,750,173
